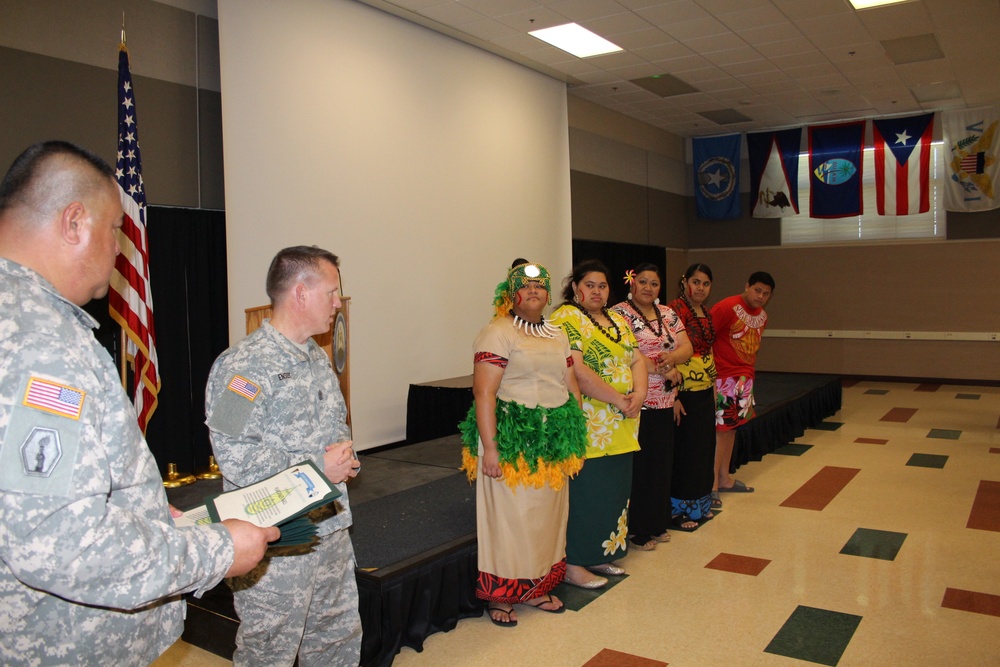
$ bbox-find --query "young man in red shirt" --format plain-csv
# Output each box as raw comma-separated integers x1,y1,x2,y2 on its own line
710,271,774,506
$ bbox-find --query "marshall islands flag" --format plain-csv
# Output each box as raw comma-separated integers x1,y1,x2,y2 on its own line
748,128,801,218
693,133,741,220
873,112,934,216
942,106,999,212
808,121,865,218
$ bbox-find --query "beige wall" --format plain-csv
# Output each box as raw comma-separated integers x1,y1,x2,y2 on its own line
689,242,1000,382
218,0,574,448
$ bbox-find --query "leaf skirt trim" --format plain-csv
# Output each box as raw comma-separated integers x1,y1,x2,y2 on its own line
459,396,587,490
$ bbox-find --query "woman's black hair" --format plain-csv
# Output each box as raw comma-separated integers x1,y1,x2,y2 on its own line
679,263,713,292
561,259,611,304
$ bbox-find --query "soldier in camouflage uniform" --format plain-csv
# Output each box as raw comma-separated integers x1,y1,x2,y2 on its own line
0,142,277,666
205,245,362,666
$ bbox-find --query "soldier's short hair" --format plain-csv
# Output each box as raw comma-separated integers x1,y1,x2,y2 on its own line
0,141,115,224
266,245,340,305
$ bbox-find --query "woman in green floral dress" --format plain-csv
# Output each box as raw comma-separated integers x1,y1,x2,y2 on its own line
550,260,647,589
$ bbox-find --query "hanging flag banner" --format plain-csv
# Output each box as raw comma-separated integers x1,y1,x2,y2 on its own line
808,121,865,218
108,42,161,434
692,133,741,220
747,128,801,218
942,107,999,212
873,113,934,216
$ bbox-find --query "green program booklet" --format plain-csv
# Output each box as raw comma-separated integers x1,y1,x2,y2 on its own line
175,460,341,547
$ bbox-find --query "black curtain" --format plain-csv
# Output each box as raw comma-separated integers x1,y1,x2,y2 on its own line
139,207,229,475
571,239,668,305
86,207,228,475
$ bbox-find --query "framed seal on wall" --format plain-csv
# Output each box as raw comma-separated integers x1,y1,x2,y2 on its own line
333,311,348,375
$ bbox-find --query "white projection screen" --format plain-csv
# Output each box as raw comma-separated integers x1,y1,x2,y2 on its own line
217,0,573,449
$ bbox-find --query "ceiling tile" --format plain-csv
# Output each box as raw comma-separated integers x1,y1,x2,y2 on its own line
736,22,805,46
419,2,488,25
771,0,853,21
378,0,1000,137
854,1,934,40
717,5,790,30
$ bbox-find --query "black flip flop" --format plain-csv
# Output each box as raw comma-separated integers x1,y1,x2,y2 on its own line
524,594,566,614
487,606,517,627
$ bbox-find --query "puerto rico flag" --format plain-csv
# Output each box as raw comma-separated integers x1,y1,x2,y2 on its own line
748,128,801,218
808,121,865,218
873,113,934,216
693,133,742,220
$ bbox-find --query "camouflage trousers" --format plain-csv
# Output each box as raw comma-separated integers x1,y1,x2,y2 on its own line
229,528,362,667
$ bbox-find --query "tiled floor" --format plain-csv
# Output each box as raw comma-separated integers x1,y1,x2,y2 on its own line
156,380,1000,666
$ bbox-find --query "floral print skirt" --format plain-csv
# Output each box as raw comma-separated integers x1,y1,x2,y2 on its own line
715,375,755,431
566,453,633,566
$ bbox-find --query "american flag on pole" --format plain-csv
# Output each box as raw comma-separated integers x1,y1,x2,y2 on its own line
872,113,934,216
108,42,160,434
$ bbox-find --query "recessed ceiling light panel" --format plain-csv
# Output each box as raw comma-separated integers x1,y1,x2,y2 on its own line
529,23,623,58
849,0,913,9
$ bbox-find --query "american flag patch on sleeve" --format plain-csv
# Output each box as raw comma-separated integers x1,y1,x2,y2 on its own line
228,375,261,401
23,378,86,419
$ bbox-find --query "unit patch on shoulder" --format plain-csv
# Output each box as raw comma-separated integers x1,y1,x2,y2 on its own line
23,377,85,420
228,375,261,401
20,427,62,477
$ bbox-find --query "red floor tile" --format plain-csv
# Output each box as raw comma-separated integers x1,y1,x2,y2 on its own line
967,480,1000,532
705,552,771,576
583,648,667,667
990,448,1000,454
855,437,889,445
942,588,1000,617
880,407,918,423
781,466,861,511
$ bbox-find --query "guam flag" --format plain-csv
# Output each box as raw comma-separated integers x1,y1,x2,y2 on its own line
942,107,999,212
873,113,934,215
808,121,864,218
748,128,801,218
693,133,741,219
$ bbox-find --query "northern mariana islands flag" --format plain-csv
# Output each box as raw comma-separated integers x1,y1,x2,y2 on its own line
808,121,865,218
942,106,999,212
693,133,741,220
748,128,801,218
873,113,934,216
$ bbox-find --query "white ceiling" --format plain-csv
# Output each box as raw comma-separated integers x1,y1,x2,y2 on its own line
360,0,1000,137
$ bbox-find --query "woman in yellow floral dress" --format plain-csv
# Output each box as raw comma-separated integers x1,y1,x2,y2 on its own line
550,260,647,589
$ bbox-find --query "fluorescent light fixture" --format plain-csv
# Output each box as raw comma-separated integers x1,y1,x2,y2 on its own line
849,0,912,9
529,23,623,58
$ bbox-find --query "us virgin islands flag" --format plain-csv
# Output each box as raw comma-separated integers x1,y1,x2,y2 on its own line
942,107,999,212
873,113,934,215
808,121,864,218
748,128,801,218
693,134,741,219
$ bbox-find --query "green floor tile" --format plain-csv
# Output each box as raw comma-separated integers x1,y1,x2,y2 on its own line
764,605,862,666
955,393,980,400
840,527,908,561
927,429,961,440
864,389,889,395
813,421,844,431
773,443,813,456
906,453,948,469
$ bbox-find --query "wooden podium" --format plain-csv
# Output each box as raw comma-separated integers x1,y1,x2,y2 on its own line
244,297,351,425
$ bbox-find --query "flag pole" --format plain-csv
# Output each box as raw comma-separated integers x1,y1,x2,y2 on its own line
118,13,129,392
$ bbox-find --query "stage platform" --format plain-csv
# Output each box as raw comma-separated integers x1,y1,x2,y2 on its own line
172,371,840,667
